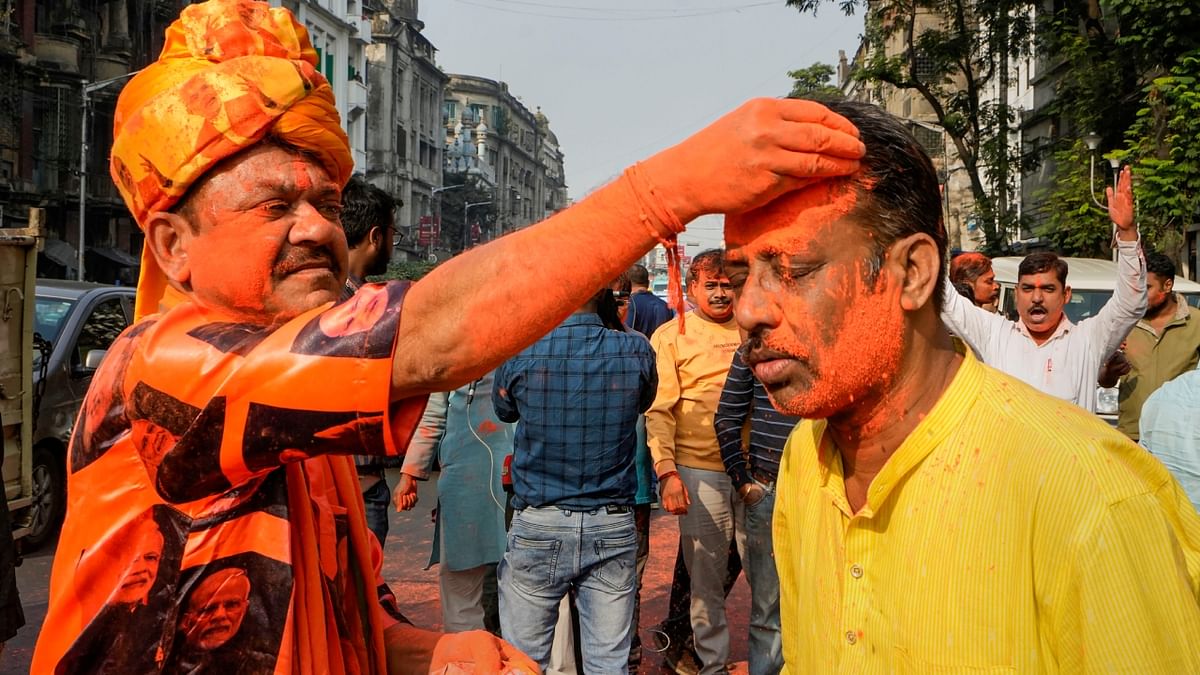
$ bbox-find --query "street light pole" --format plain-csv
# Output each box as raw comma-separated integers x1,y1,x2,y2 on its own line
430,184,463,260
78,69,143,281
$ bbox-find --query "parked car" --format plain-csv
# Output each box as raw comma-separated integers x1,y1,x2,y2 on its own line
991,255,1200,423
28,280,135,548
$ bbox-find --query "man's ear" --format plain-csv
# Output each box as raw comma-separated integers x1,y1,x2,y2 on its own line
143,211,195,285
1064,285,1072,303
889,233,941,312
368,225,385,251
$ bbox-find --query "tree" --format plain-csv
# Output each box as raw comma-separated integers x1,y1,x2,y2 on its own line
1039,1,1200,258
788,62,844,98
787,0,1038,253
437,172,497,254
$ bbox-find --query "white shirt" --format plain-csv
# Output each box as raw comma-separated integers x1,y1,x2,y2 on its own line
941,238,1146,412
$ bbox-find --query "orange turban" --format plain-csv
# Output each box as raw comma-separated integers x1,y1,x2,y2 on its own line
111,0,353,320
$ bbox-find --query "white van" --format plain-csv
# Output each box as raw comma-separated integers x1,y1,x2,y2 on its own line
990,256,1200,421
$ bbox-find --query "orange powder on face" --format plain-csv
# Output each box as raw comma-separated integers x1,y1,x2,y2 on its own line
766,262,905,421
727,178,861,252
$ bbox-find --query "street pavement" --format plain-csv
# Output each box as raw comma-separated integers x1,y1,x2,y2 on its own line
1,469,751,673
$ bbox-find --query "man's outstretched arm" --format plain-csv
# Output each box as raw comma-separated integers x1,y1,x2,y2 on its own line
391,99,866,399
1088,165,1146,358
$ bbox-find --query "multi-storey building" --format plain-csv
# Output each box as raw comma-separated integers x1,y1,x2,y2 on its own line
443,74,566,238
274,0,372,172
0,0,189,281
364,0,447,251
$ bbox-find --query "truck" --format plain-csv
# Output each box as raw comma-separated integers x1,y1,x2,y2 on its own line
0,214,42,546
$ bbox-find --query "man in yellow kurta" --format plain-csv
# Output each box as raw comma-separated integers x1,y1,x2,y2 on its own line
31,1,870,672
724,99,1200,673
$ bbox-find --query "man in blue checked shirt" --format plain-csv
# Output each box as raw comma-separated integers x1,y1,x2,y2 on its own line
492,286,657,674
714,348,802,675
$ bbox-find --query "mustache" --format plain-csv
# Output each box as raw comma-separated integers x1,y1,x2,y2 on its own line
740,334,796,365
273,247,339,277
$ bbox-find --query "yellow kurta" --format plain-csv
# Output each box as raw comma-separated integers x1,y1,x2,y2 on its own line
775,350,1200,674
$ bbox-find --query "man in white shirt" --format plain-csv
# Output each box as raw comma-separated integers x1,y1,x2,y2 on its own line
940,166,1145,412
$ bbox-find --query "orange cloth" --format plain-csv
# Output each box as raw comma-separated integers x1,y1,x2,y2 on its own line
33,283,426,674
109,0,352,321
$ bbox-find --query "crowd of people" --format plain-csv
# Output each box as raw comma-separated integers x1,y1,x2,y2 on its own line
20,0,1200,673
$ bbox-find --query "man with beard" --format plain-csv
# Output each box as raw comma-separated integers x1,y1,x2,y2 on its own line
725,99,1200,671
1101,252,1200,440
340,175,399,546
648,249,744,675
940,171,1145,412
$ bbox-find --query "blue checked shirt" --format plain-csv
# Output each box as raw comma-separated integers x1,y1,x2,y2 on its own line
493,313,658,509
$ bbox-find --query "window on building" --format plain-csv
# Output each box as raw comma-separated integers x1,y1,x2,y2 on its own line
469,103,487,124
914,52,936,83
913,126,944,158
444,101,457,125
397,124,407,160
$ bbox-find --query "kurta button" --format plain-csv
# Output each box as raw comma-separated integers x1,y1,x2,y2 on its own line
850,564,863,578
845,630,857,645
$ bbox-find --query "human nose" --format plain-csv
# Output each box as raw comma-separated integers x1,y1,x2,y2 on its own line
733,276,778,334
289,201,341,246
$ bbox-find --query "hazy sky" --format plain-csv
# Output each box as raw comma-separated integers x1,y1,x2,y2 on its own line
421,0,863,249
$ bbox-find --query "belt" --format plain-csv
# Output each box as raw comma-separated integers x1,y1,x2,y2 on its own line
550,504,633,515
749,467,777,487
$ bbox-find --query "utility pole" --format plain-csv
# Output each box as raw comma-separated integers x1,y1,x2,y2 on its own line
78,69,143,281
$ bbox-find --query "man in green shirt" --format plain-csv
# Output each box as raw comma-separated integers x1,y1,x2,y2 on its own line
1107,252,1200,440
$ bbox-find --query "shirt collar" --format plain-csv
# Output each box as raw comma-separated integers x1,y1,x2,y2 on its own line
345,275,365,293
818,347,987,519
560,313,605,328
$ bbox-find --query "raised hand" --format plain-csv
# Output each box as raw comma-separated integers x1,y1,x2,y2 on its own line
1106,165,1135,237
639,98,866,223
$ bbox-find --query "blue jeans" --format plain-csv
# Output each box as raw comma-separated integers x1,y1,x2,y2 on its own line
499,505,638,674
362,478,391,547
742,478,782,675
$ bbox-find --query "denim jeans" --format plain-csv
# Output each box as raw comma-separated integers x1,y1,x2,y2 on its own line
362,478,391,547
499,505,639,674
742,478,782,675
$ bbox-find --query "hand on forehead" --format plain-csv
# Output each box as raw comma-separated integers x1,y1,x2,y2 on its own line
725,177,862,252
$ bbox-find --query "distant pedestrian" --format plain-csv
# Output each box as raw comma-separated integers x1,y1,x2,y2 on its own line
1140,366,1200,510
340,175,400,547
625,263,674,337
648,249,744,675
949,252,999,312
1102,252,1200,440
397,371,513,634
941,168,1145,412
493,286,657,673
714,348,801,675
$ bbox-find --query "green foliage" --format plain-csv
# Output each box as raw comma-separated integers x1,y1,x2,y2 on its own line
787,62,844,99
1038,1,1200,257
372,260,440,282
438,172,497,254
787,0,1040,254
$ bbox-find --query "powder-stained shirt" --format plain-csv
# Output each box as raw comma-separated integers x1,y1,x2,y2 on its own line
33,282,426,675
1118,295,1200,440
1141,366,1200,511
714,349,801,487
493,314,657,510
774,349,1200,674
941,237,1146,412
647,312,742,473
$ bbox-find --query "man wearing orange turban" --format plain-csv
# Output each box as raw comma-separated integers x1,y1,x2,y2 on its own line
32,0,865,672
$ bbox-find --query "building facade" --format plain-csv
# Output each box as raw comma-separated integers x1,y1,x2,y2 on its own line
0,0,189,281
443,74,566,239
273,0,372,172
364,0,446,256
